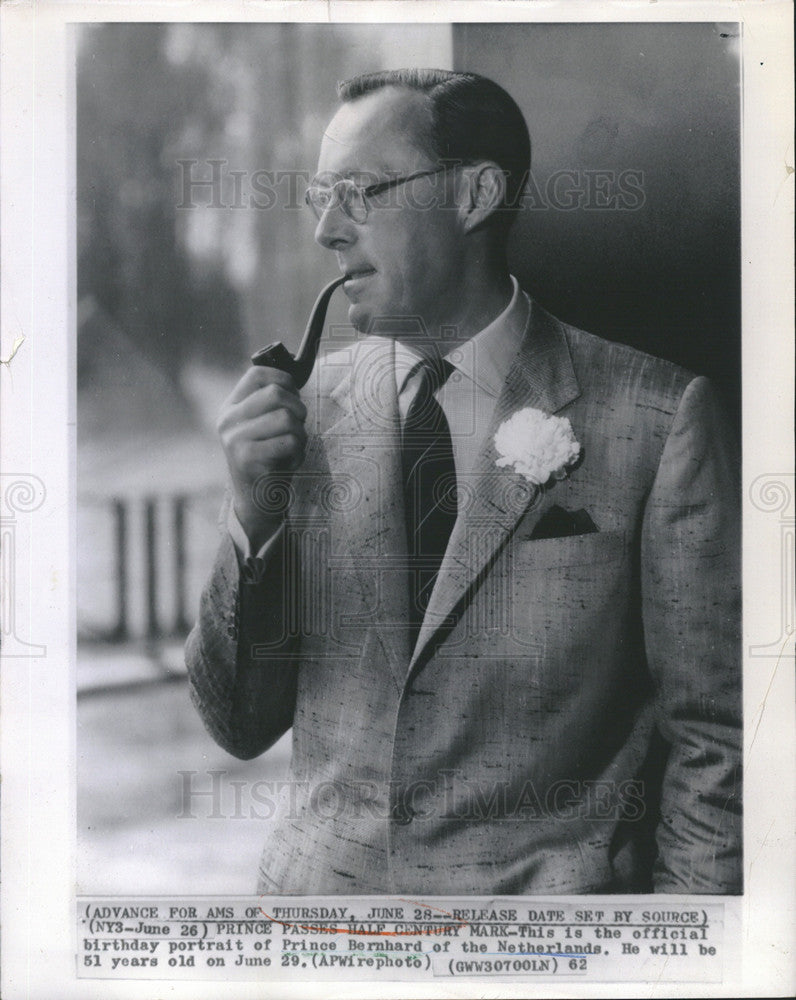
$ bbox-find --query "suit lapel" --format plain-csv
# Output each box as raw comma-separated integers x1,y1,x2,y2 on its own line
320,338,411,690
410,301,582,672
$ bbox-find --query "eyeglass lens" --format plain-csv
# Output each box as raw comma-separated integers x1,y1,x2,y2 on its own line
306,180,366,223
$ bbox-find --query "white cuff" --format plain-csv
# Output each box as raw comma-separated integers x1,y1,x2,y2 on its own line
227,505,285,561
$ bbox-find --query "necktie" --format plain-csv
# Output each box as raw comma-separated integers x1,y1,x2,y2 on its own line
402,358,457,646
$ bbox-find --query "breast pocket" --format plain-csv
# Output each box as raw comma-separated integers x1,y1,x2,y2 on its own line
508,530,627,571
505,530,630,657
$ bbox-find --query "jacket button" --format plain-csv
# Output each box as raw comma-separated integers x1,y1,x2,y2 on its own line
227,624,237,640
390,801,414,825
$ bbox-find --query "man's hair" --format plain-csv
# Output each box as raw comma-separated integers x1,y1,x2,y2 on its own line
337,68,531,239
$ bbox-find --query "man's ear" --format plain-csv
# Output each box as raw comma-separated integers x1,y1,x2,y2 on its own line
459,162,506,233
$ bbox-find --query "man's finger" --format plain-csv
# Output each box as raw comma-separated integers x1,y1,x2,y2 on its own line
245,433,306,469
226,365,297,406
237,408,308,445
231,383,307,423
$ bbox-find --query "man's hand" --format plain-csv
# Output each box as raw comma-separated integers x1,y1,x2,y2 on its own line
217,366,308,550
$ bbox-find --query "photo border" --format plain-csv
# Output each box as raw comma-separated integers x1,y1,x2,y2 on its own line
1,2,793,998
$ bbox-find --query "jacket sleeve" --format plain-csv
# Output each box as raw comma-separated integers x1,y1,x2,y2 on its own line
185,504,299,761
641,375,742,892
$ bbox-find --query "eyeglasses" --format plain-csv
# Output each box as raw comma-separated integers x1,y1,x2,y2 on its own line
305,167,450,224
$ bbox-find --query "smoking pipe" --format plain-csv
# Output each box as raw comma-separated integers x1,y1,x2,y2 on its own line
250,276,345,388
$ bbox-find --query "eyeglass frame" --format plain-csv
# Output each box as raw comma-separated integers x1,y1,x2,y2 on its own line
304,166,455,224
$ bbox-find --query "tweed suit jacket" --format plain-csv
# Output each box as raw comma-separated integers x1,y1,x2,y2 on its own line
186,299,742,896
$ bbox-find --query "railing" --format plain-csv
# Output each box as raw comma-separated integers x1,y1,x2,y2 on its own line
78,490,224,645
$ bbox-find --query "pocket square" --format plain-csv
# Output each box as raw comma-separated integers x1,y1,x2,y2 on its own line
529,505,599,541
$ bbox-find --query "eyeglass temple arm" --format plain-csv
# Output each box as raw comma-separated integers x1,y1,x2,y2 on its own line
250,275,345,389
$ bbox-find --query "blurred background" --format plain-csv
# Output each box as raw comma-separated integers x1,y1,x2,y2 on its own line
77,21,741,894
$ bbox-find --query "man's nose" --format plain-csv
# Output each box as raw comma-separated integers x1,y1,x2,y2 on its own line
314,202,356,250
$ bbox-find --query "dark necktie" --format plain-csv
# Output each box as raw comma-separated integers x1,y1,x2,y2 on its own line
402,358,457,646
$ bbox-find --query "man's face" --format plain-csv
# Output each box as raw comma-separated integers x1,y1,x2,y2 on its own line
313,87,466,335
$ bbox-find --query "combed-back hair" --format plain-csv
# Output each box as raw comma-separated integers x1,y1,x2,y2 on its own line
337,68,531,239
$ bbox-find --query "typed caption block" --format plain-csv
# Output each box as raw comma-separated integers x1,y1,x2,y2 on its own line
78,897,724,982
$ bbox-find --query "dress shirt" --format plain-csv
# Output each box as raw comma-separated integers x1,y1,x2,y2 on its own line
229,276,530,558
394,275,529,503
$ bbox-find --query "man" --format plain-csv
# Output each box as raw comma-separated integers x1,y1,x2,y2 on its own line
186,69,741,895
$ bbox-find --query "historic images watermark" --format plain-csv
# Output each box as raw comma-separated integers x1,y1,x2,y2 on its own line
176,769,646,824
749,473,795,658
175,159,647,214
0,474,47,657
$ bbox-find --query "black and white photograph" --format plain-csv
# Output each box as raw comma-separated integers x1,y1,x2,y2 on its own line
0,2,793,998
76,17,743,898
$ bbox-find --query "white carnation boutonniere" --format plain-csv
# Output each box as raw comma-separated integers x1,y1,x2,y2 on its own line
494,407,581,486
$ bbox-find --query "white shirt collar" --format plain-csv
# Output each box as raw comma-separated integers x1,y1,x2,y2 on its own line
394,275,529,398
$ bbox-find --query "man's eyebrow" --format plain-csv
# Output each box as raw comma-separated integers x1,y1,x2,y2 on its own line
308,172,350,188
310,169,382,187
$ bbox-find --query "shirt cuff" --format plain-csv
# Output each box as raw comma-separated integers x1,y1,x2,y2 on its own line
227,504,285,562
